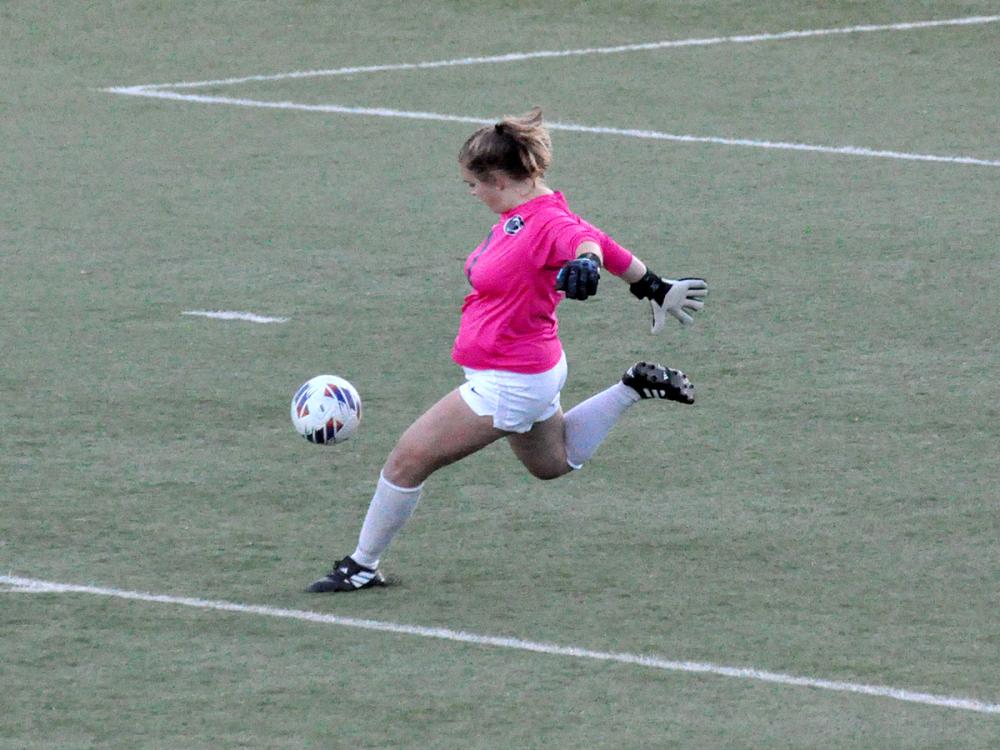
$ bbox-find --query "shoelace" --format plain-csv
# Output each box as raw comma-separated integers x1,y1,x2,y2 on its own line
326,559,353,577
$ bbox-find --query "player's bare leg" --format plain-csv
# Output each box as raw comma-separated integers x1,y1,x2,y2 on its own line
506,411,574,480
382,389,506,487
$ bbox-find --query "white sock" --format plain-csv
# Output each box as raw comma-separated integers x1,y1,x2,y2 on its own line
564,382,639,469
351,472,424,569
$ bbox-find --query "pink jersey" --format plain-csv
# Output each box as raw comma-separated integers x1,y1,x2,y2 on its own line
451,192,634,374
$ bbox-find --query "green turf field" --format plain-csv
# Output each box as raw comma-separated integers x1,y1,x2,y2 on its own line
2,2,999,747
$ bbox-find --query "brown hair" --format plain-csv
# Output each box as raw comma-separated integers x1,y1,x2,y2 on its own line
458,107,552,181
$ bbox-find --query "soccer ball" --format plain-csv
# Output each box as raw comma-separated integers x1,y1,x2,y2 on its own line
290,375,362,445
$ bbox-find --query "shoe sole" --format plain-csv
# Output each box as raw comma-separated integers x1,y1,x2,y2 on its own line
626,363,694,404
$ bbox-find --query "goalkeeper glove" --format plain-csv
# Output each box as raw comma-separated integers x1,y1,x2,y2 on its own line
555,254,601,300
630,271,707,331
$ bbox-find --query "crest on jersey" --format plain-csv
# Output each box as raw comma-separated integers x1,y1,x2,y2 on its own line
503,215,525,235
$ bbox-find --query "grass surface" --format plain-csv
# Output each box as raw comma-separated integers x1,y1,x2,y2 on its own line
2,1,999,748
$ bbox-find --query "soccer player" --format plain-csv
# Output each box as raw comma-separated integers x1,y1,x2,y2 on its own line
308,108,707,592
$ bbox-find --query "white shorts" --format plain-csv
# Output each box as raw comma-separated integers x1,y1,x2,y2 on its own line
459,352,568,433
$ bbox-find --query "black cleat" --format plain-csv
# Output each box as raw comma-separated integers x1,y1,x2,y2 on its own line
622,361,695,404
307,556,386,593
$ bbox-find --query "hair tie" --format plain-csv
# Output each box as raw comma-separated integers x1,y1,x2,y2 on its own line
494,123,506,135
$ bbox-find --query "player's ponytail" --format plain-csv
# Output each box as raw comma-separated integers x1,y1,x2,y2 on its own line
459,107,552,181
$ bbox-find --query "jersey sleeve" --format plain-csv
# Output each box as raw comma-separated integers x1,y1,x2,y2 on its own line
589,225,635,276
540,216,602,269
570,218,635,276
540,212,635,275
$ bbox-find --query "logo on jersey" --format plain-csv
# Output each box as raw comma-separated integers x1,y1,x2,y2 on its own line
503,215,525,235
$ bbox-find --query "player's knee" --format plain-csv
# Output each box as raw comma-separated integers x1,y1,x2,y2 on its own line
383,443,435,487
526,461,570,481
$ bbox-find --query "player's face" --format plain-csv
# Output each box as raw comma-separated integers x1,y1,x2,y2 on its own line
460,166,510,213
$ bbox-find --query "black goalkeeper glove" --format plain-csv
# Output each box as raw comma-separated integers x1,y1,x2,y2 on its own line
555,254,601,300
630,271,707,331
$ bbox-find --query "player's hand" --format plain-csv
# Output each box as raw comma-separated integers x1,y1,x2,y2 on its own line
631,271,707,331
651,277,708,330
555,257,600,300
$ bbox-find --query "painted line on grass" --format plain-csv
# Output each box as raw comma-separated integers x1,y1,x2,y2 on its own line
110,15,1000,90
4,574,999,716
103,89,1000,168
101,13,1000,170
182,310,289,323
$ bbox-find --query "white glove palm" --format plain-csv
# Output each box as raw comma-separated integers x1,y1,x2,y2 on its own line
651,277,708,332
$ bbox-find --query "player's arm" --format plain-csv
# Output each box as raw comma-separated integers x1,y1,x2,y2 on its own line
578,229,708,329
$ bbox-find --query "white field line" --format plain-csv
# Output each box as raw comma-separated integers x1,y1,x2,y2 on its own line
4,574,999,716
109,15,1000,90
104,89,1000,168
101,14,1000,168
182,310,289,323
